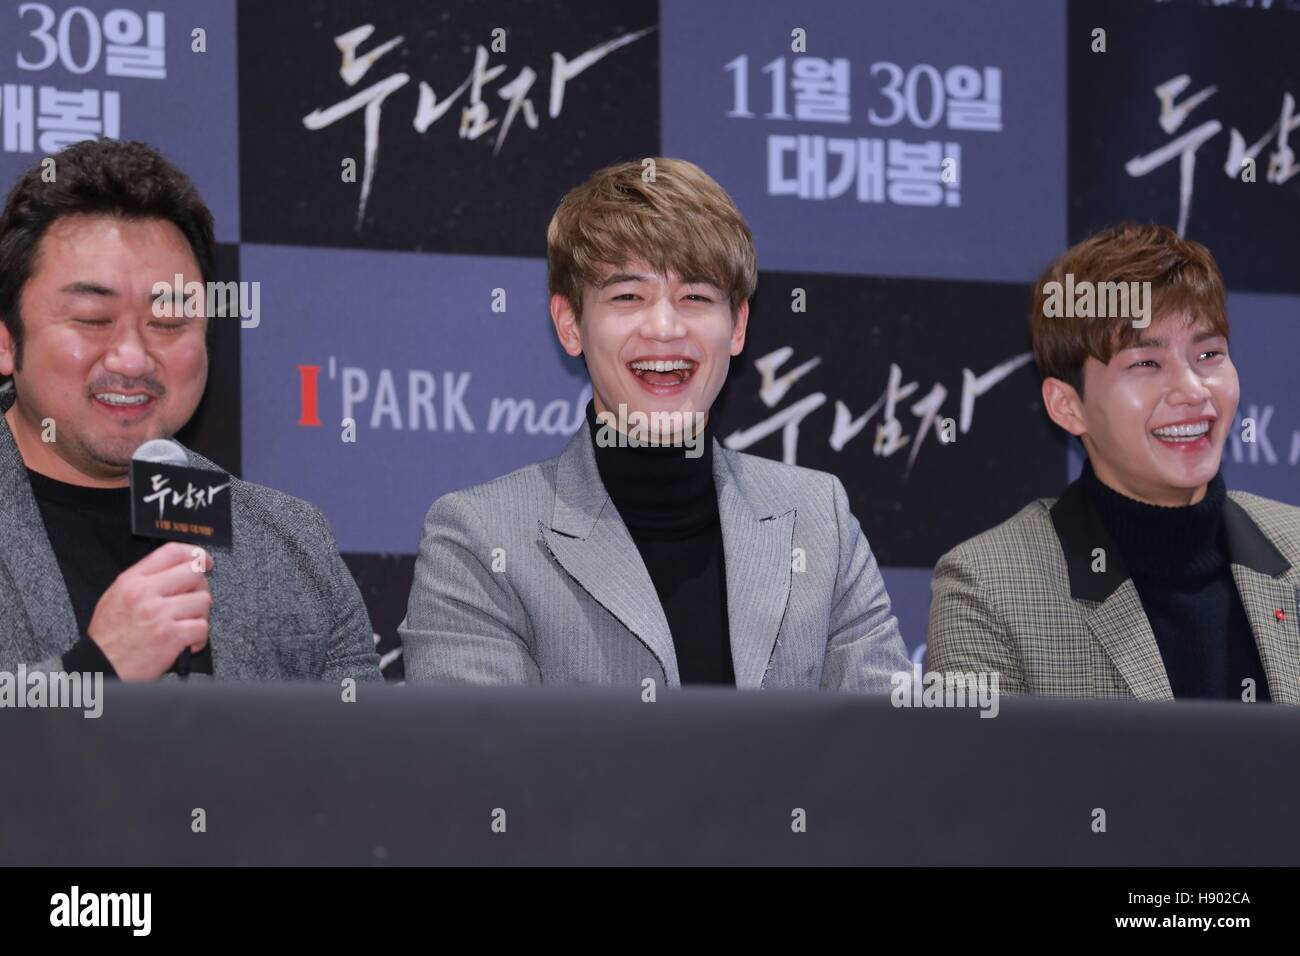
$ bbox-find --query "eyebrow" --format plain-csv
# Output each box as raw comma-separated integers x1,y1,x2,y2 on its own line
595,273,722,291
1124,329,1225,350
152,287,194,308
61,281,199,309
595,272,652,289
59,281,118,298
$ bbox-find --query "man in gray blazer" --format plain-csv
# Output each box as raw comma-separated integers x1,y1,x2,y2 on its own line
0,139,380,683
928,223,1300,702
401,158,907,691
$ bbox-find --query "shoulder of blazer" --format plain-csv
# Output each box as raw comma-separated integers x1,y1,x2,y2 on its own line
1226,489,1300,570
427,453,562,524
185,446,323,528
939,496,1063,576
717,445,833,513
947,485,1300,601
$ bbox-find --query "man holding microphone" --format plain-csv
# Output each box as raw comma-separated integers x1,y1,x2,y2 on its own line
0,138,380,683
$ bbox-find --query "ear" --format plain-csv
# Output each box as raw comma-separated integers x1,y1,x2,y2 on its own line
729,299,749,356
1042,376,1087,437
549,292,583,358
0,317,15,378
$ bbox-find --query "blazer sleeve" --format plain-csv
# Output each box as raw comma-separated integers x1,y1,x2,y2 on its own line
822,474,911,692
399,492,541,685
22,653,71,674
304,504,384,683
925,547,1026,692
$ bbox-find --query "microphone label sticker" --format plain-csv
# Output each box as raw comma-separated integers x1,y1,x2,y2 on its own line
130,460,233,546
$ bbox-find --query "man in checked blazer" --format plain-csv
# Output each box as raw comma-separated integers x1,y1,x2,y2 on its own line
927,223,1300,703
400,158,908,690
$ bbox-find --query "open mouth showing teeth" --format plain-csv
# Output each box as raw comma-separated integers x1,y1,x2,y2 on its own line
628,359,696,386
94,393,152,407
1151,421,1211,441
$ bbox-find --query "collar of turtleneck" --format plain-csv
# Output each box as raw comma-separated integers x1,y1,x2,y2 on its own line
587,400,718,541
1080,458,1229,582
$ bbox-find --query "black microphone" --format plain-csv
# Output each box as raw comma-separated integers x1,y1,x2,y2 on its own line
129,439,226,677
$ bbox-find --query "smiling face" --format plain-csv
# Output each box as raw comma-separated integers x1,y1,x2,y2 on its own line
0,214,208,487
550,259,748,430
1043,312,1238,506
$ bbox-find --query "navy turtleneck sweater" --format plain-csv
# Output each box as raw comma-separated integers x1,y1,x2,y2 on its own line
1081,461,1270,701
587,401,734,686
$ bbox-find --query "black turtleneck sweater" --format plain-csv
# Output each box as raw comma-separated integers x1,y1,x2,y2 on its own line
27,468,213,678
1081,461,1269,701
587,402,734,686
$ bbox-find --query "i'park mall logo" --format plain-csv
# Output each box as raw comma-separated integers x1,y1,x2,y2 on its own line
293,357,590,438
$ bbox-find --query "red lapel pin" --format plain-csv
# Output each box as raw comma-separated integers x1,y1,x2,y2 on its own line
1276,609,1287,622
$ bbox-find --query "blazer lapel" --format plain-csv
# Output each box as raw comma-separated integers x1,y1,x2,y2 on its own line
714,448,795,690
1050,479,1173,700
0,396,80,660
539,422,680,686
1082,581,1174,700
1231,566,1300,704
1223,497,1300,704
539,420,798,689
182,446,278,679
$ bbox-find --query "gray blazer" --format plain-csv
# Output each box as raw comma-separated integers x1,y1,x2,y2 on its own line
927,478,1300,703
0,386,381,681
400,419,908,690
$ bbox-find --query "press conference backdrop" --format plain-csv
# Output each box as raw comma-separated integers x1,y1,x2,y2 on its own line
2,0,1297,679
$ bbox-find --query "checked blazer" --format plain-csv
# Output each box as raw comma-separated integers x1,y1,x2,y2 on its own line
926,477,1300,703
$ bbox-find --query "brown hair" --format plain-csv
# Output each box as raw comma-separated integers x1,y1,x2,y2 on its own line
546,157,757,320
1029,222,1228,395
0,139,215,371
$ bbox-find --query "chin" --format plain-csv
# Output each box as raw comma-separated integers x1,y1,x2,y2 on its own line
1180,451,1224,482
630,395,692,416
1148,470,1217,503
98,425,169,461
88,441,143,470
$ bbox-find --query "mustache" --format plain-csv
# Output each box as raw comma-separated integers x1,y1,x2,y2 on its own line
86,376,166,398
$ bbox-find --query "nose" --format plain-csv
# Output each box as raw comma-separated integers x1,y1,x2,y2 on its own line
639,294,686,341
1166,359,1212,406
101,318,156,379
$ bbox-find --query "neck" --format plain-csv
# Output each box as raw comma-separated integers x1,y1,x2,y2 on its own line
4,404,129,488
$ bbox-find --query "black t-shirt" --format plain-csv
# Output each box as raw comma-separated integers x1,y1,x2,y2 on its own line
27,468,213,678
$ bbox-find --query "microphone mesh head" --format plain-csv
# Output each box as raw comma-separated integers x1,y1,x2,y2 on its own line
131,438,188,465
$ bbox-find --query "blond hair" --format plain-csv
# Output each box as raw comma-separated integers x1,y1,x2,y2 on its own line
546,157,758,319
